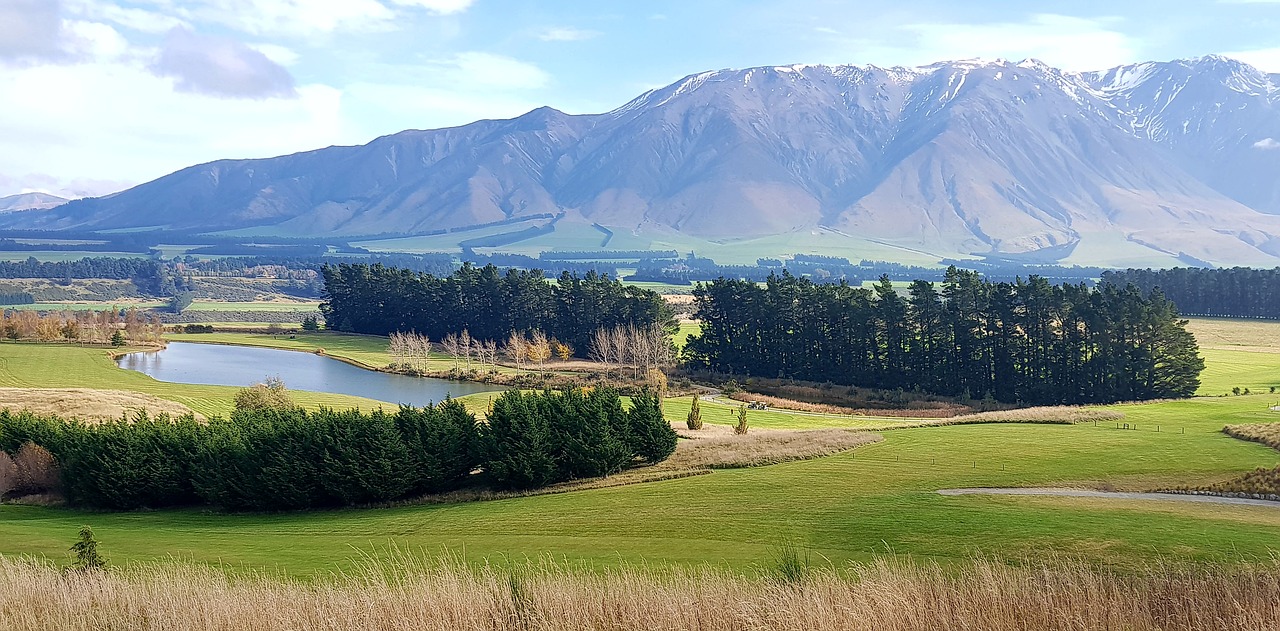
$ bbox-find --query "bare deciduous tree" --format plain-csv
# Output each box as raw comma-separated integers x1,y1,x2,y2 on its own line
440,333,462,372
504,331,528,374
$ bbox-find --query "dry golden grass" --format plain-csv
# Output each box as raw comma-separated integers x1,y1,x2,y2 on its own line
0,388,201,423
1,554,1277,631
406,428,878,507
1224,422,1280,451
934,406,1126,426
1185,317,1280,354
666,425,881,469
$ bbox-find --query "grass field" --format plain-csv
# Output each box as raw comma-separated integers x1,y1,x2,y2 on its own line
8,301,319,312
1,319,1280,575
1185,318,1280,396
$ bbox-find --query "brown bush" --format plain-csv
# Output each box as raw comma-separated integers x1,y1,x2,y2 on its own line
661,427,881,469
234,378,296,412
1224,422,1280,451
0,451,14,498
12,442,59,496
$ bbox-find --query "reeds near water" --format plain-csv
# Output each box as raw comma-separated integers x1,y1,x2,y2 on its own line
2,553,1277,631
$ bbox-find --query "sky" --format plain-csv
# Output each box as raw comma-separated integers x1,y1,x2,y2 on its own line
2,0,1280,200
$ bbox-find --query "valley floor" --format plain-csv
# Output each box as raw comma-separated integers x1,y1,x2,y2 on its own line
0,319,1277,575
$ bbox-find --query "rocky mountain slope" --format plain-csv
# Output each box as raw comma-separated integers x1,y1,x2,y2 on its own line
11,55,1280,266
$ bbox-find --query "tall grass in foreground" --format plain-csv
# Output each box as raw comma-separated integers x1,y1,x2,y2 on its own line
2,553,1278,630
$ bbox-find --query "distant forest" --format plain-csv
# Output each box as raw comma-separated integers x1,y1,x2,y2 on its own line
320,263,673,355
1102,267,1280,319
684,268,1204,405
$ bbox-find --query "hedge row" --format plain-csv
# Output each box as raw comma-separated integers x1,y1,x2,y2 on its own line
0,388,676,511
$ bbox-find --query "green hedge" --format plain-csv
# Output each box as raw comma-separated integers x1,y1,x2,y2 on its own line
0,388,676,510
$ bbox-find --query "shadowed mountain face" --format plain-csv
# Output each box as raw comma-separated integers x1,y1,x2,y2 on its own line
12,56,1280,266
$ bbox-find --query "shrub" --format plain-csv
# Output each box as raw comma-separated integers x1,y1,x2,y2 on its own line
234,377,296,412
686,394,703,430
0,451,14,498
12,442,60,497
68,525,105,572
734,405,749,435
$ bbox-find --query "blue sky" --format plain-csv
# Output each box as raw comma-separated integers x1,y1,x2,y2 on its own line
2,0,1279,198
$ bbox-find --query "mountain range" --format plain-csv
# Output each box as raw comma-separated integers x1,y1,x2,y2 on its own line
0,193,68,213
9,55,1280,267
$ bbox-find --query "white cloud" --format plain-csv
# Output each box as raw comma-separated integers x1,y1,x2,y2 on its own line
186,0,397,37
0,59,353,197
899,14,1136,71
63,0,188,34
249,43,301,67
387,0,474,14
1221,47,1280,72
811,14,1138,72
1254,138,1280,150
432,52,551,90
0,0,71,62
538,27,602,42
151,26,297,99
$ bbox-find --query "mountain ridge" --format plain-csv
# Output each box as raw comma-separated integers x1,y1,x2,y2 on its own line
11,55,1280,267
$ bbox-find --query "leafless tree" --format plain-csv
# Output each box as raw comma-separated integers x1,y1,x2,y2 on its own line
504,331,528,374
440,332,462,372
459,329,473,372
480,339,498,372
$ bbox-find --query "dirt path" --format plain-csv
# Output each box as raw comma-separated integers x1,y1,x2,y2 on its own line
938,487,1280,509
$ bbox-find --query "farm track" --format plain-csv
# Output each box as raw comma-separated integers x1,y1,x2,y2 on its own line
939,487,1280,508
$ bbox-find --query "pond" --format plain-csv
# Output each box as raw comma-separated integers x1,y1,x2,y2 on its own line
116,341,503,408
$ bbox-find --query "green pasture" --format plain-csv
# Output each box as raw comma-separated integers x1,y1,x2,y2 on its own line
0,251,148,262
1196,347,1280,397
2,319,1280,574
673,321,700,348
7,301,319,312
1,394,1278,575
5,302,164,311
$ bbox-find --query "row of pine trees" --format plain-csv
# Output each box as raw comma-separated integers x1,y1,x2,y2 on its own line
1100,267,1280,319
684,267,1204,405
319,263,673,356
0,389,676,511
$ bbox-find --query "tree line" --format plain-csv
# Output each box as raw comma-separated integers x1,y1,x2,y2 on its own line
1101,267,1280,319
684,268,1204,405
320,263,673,357
0,308,162,344
0,388,676,511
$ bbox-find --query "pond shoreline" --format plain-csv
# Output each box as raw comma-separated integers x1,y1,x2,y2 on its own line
116,342,503,407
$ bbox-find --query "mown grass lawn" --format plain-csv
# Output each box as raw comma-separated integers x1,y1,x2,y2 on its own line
2,320,1280,575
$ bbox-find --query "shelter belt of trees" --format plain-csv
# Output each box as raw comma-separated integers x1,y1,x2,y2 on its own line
1101,267,1280,320
684,268,1204,405
320,263,673,356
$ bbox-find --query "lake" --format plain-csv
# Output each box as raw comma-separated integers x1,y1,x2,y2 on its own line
117,341,503,407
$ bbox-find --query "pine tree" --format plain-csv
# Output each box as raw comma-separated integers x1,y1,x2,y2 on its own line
69,525,106,571
686,394,703,430
109,329,125,347
627,389,677,463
